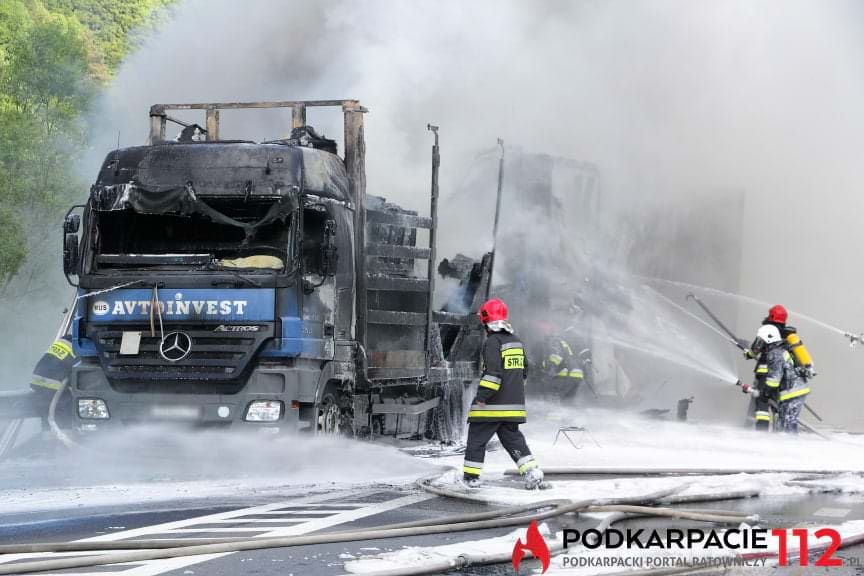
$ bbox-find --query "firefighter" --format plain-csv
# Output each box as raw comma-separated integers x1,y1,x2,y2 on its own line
743,305,815,429
562,300,593,396
30,337,76,409
463,298,546,490
540,325,586,403
741,325,805,432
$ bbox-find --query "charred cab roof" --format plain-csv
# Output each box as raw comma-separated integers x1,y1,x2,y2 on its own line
95,141,350,202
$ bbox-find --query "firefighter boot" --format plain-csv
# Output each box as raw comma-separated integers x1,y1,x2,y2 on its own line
524,467,549,490
463,477,483,489
462,474,483,489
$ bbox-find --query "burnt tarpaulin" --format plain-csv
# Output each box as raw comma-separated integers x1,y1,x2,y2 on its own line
94,142,349,202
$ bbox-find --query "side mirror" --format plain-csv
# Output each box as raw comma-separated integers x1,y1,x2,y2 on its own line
63,213,80,234
63,233,79,276
320,219,338,277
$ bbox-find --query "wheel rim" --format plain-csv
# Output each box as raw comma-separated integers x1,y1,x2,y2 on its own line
319,399,340,435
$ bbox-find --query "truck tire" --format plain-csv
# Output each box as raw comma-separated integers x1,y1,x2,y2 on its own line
317,388,354,437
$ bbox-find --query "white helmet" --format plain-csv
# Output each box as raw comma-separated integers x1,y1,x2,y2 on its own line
756,324,782,345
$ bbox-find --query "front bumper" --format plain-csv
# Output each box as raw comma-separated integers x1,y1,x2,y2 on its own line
67,362,321,433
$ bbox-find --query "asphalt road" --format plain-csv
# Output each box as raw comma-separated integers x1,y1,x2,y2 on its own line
4,474,864,576
0,484,527,576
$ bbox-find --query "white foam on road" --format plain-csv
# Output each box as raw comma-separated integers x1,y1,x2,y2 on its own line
0,428,436,515
422,408,864,506
431,407,864,480
427,468,815,506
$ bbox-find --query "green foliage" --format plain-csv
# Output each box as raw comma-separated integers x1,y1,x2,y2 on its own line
43,0,175,74
4,6,94,114
0,0,172,283
0,208,27,281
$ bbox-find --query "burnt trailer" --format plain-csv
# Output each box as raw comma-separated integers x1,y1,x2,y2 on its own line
49,100,485,442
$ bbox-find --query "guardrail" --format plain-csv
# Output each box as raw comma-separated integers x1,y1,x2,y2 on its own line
0,390,45,461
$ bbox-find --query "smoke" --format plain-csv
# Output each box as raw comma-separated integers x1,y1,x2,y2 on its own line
0,0,855,427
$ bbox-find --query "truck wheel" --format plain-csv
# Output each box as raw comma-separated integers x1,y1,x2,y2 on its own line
318,391,353,437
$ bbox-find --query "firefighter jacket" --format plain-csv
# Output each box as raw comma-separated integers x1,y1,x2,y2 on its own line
30,338,76,392
756,343,808,403
540,332,585,383
469,330,527,423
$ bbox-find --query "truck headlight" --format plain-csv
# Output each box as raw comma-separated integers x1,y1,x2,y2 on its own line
245,400,283,422
78,398,110,420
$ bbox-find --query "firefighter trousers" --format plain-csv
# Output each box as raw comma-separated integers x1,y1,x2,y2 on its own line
547,376,581,404
753,386,777,431
463,421,537,480
779,396,806,434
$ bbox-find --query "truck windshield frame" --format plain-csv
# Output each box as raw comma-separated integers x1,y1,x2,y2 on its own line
86,198,298,278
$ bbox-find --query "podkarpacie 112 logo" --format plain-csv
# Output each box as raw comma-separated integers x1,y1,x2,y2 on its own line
512,520,551,574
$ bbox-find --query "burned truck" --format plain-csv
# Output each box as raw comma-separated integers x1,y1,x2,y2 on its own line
57,100,483,441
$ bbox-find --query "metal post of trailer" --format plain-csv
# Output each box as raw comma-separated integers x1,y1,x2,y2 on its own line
205,108,220,141
292,104,307,129
343,101,368,348
148,108,166,145
425,125,440,370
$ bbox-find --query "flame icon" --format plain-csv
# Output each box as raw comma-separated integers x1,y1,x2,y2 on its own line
512,520,551,574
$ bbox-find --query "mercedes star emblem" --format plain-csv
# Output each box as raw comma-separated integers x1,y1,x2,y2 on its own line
159,331,193,362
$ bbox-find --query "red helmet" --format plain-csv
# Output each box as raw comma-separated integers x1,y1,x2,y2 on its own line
767,304,788,324
478,298,508,324
537,321,556,336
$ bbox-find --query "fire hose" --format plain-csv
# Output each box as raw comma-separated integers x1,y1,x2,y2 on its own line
685,293,750,352
331,479,757,576
503,466,856,476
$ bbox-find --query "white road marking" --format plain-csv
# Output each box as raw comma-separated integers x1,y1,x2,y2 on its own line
0,490,435,576
81,489,362,543
238,509,358,515
254,493,433,537
166,527,278,533
209,518,314,523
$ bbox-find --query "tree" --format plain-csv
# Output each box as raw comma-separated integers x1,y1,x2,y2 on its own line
0,0,172,281
0,1,95,281
43,0,176,73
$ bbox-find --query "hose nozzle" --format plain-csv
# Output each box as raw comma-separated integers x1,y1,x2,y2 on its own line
845,332,864,348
